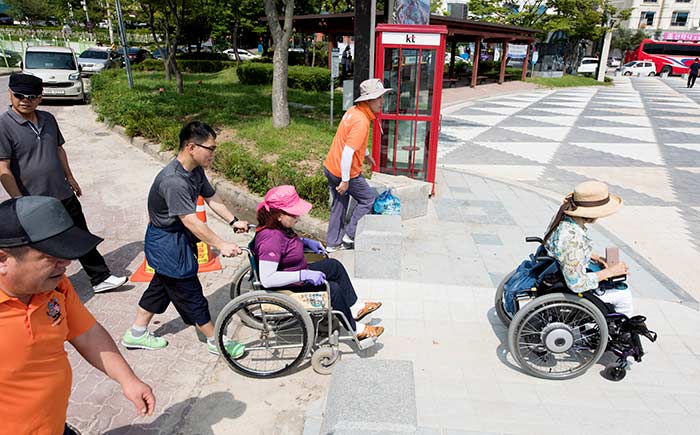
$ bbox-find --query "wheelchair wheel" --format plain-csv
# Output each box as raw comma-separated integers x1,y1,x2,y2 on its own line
215,291,314,378
311,346,341,375
494,270,515,326
507,293,608,380
230,265,255,300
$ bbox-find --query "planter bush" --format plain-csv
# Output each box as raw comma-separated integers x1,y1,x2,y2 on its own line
132,59,236,73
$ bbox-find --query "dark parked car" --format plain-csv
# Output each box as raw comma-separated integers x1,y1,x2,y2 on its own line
151,48,168,59
117,47,152,64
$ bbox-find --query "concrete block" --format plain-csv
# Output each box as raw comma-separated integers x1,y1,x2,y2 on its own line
355,215,402,279
368,172,432,220
320,359,417,434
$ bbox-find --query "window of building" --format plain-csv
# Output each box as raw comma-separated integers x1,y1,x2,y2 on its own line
642,0,657,3
639,11,655,26
676,0,691,3
671,11,689,26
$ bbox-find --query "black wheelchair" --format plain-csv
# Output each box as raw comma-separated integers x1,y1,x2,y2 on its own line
494,237,657,381
214,239,378,378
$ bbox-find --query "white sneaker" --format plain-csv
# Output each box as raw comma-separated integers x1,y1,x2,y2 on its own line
93,275,127,293
342,234,354,244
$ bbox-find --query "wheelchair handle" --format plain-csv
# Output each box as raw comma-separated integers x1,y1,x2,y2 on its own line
526,236,544,244
536,255,557,263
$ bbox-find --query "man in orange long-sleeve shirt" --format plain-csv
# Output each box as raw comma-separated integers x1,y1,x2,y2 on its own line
323,79,391,251
0,196,155,435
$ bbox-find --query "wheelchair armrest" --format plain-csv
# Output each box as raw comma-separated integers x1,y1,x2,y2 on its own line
608,274,627,283
535,255,557,263
526,236,544,244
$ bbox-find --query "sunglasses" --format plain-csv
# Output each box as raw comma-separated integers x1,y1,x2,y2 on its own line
12,92,41,101
192,142,217,152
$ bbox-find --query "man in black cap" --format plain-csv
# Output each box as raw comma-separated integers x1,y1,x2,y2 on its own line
0,73,127,293
0,196,155,435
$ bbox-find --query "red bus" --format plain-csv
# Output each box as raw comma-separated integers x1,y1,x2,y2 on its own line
625,39,700,75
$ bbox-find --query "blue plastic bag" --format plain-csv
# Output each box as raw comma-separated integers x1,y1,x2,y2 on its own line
373,189,401,215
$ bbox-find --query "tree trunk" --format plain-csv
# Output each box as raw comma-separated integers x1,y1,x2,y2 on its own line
271,46,290,127
264,0,295,128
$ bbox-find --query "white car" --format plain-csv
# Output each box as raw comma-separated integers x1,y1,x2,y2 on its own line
621,61,656,77
223,48,260,61
22,46,86,102
577,57,599,75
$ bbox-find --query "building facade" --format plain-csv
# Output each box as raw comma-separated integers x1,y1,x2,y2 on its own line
614,0,700,37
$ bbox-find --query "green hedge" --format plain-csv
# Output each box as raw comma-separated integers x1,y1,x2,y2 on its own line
133,59,237,73
177,52,229,61
236,62,332,91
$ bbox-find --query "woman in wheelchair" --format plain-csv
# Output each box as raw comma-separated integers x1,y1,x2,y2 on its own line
543,181,633,316
253,185,384,340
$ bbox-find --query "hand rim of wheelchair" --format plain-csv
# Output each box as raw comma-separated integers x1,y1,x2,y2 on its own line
214,291,314,378
507,293,609,380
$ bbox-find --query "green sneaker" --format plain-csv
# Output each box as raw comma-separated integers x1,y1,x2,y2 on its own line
121,330,168,350
208,337,245,359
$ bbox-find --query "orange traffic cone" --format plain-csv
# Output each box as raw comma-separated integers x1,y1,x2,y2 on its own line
130,257,155,282
130,196,221,282
195,195,222,273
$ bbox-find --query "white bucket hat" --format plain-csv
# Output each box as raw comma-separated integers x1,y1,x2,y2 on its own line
354,78,392,102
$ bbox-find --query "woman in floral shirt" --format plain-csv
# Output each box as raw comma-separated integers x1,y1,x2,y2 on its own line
543,181,633,316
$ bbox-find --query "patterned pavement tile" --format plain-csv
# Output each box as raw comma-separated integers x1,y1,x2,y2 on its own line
439,76,700,300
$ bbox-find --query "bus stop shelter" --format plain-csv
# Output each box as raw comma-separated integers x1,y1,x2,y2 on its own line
273,12,541,87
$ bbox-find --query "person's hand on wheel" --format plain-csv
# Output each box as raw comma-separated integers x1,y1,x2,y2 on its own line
299,269,326,285
219,242,242,257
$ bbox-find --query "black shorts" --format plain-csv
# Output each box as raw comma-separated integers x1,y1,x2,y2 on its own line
138,272,211,326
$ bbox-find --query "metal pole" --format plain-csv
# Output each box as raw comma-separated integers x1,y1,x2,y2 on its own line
369,0,377,79
330,71,334,127
114,0,133,88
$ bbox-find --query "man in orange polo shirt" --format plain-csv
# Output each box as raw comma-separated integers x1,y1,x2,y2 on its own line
0,196,155,435
323,78,391,251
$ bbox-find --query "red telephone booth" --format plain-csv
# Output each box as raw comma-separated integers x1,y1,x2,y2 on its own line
372,24,447,188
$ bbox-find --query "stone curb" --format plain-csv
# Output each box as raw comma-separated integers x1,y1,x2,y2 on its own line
438,163,698,308
101,112,328,240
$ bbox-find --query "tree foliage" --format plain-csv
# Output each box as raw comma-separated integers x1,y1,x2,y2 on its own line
611,28,647,53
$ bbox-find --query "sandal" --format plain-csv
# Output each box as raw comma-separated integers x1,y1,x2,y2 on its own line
354,302,382,322
356,325,384,340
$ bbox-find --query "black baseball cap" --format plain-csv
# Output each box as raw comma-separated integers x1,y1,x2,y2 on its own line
0,196,102,259
9,73,43,95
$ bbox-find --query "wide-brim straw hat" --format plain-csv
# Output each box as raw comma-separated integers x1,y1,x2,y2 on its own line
563,181,623,218
354,78,392,102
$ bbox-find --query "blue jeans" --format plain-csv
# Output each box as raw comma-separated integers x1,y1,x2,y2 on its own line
323,167,376,246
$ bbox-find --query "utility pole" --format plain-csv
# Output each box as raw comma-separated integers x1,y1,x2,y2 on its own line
115,0,133,88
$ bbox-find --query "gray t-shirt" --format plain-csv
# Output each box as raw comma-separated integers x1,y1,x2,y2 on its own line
148,159,216,228
0,107,73,200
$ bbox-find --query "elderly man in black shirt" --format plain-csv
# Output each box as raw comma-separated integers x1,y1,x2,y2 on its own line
0,73,127,293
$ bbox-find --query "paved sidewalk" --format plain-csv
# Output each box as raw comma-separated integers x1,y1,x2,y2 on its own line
0,98,328,434
1,75,698,434
330,172,700,435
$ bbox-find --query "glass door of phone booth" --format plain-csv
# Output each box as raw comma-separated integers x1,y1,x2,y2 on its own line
372,24,447,188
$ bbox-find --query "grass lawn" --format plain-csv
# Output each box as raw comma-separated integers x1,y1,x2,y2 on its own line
90,68,346,217
526,75,613,87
